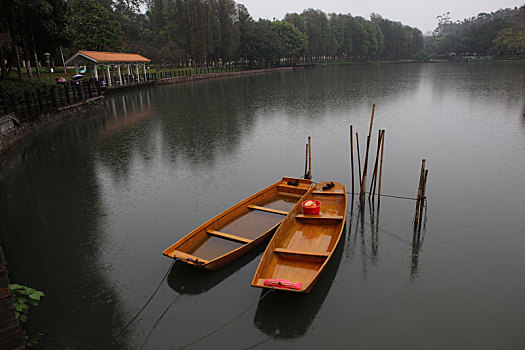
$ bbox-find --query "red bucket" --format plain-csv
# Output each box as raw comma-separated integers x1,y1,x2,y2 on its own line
302,200,321,215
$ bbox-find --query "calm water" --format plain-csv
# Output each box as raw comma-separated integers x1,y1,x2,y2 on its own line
1,63,524,349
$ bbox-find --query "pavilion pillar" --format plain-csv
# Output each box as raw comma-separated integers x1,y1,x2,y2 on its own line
94,64,99,80
143,63,147,81
136,64,140,82
106,65,112,87
74,64,79,74
117,64,123,85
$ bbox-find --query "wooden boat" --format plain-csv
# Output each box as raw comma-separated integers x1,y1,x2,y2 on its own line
163,177,313,270
251,181,347,293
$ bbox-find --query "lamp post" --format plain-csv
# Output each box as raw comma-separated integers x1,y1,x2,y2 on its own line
43,53,52,84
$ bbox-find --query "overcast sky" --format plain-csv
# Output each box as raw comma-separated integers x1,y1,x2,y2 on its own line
237,1,523,34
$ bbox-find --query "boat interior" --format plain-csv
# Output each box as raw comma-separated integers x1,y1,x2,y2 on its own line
164,178,312,265
254,186,346,289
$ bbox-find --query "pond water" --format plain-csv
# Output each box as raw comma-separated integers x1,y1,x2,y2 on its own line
1,62,525,349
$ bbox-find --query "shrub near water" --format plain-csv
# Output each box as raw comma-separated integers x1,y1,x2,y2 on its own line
1,78,54,96
9,283,44,324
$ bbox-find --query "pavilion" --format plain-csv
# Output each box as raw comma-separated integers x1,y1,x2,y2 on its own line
64,50,151,87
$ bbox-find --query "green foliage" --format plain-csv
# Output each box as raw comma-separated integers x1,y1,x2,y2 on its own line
9,284,45,324
493,26,525,54
68,0,124,51
428,6,525,56
413,50,430,62
0,78,54,96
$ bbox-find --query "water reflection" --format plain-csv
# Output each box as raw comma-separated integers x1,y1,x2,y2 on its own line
0,123,129,349
346,197,426,283
410,229,425,281
252,227,345,339
155,80,258,166
167,244,266,295
422,63,525,102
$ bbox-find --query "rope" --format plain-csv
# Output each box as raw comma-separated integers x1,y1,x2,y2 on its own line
311,177,419,201
138,294,183,350
348,191,418,201
102,259,176,349
175,288,274,350
121,259,176,332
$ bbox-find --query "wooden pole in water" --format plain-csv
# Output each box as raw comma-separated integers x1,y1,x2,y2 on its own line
308,136,312,179
360,135,371,206
414,159,426,228
304,143,308,178
356,133,362,184
360,105,375,207
369,129,383,199
368,104,376,137
417,169,429,232
350,125,354,194
378,130,385,202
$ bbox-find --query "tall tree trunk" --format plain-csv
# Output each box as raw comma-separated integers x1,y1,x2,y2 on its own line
21,34,32,79
31,28,41,77
9,29,22,79
60,46,67,74
0,45,7,80
14,42,22,79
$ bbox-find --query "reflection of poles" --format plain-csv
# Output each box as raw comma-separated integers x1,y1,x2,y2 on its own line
410,229,423,280
368,199,378,264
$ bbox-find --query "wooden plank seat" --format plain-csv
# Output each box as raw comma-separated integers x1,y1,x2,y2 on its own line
274,247,329,261
275,191,304,198
312,191,346,195
247,205,288,215
207,230,253,244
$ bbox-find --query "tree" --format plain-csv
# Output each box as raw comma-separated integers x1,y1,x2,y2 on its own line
0,0,68,80
493,26,525,54
68,0,124,51
270,20,306,62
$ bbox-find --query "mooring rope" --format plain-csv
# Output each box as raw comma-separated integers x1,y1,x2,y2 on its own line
309,177,419,201
174,288,275,350
138,294,183,350
122,259,176,332
102,259,176,349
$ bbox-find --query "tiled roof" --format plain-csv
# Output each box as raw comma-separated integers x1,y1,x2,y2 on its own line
66,50,151,64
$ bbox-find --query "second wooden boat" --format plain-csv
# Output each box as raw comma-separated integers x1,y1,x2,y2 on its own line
163,177,313,270
251,181,347,293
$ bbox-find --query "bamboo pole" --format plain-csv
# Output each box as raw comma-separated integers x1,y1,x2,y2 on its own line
369,129,383,199
308,136,312,179
304,143,308,178
418,169,429,232
360,105,375,207
356,133,362,184
378,130,385,202
360,135,371,207
414,159,426,228
368,104,376,137
350,125,354,194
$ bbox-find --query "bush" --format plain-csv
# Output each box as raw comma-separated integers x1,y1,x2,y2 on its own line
413,50,430,62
